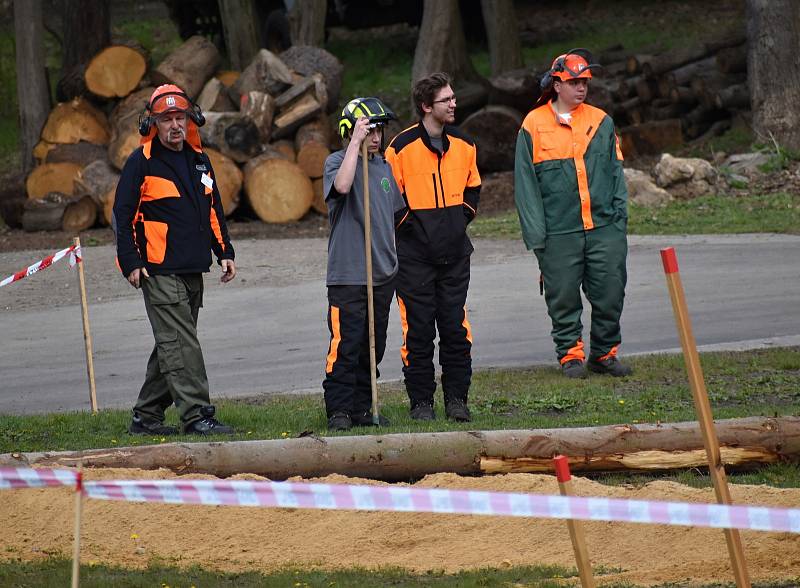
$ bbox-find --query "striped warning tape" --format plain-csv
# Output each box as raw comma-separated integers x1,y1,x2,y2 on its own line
0,244,81,289
2,467,799,534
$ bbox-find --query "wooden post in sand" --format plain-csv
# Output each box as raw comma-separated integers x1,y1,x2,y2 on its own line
660,247,751,588
553,455,595,587
74,237,98,413
70,466,84,588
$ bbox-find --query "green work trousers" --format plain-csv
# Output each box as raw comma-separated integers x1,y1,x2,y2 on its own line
534,222,628,362
133,273,211,426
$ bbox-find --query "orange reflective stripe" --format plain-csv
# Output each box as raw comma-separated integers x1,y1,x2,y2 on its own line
596,345,619,362
140,176,181,201
209,194,226,252
577,119,600,230
462,306,473,344
143,140,153,159
325,306,341,374
560,338,585,364
142,220,168,264
397,295,410,367
615,133,624,160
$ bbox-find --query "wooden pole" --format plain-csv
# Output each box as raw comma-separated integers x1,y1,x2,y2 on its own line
74,237,98,413
361,142,379,425
553,456,595,588
70,465,84,588
660,247,751,588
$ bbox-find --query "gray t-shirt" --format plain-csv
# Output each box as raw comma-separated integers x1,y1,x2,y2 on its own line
429,135,443,154
323,149,406,286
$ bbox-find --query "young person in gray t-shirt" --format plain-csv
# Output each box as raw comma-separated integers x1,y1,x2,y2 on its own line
322,97,407,431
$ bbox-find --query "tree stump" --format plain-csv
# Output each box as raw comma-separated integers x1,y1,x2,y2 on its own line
26,162,84,200
151,35,221,98
206,147,243,216
460,105,522,172
84,45,147,98
41,98,111,145
243,153,313,223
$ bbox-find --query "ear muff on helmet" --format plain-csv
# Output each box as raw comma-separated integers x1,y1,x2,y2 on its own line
539,48,602,90
337,96,396,140
138,90,205,136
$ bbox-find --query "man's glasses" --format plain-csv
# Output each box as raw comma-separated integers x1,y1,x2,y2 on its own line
432,95,457,105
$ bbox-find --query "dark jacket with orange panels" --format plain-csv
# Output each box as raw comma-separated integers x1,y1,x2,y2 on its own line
385,122,481,263
514,101,627,251
113,138,234,278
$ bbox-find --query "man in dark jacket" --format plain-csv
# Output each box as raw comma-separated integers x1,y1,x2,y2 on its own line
385,72,481,422
113,84,236,436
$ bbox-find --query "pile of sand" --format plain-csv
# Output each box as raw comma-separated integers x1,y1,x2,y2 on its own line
2,468,799,585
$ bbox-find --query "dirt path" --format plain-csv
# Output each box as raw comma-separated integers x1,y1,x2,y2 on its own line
3,469,799,585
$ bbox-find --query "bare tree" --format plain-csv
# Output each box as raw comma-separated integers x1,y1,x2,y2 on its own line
480,0,523,76
218,0,261,70
14,0,51,174
746,0,800,150
60,0,110,75
412,0,482,84
288,0,326,47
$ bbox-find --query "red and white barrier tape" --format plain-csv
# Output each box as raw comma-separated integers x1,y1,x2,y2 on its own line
2,467,799,534
0,244,81,289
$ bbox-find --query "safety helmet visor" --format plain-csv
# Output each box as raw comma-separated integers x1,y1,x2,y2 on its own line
149,84,192,117
338,96,396,139
552,54,593,82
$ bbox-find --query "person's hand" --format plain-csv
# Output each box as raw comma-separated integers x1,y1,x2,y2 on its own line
351,116,371,146
220,259,236,283
128,267,149,289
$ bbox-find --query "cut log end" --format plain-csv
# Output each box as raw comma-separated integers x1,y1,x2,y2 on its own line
244,156,313,223
85,45,147,98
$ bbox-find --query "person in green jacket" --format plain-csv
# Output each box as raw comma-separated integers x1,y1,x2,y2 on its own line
514,49,632,379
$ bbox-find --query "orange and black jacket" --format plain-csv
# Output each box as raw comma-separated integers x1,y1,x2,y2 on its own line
385,122,481,263
113,138,234,278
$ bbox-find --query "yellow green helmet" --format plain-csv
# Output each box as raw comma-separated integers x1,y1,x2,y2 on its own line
338,96,396,140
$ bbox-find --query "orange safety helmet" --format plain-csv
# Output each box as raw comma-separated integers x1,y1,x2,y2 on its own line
539,48,601,90
138,84,204,151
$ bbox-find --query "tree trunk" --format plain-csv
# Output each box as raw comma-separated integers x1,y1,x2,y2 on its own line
84,46,147,98
412,0,483,85
41,98,111,145
217,0,261,71
5,417,799,481
45,142,109,167
480,0,522,76
14,0,51,175
206,147,243,216
152,35,221,99
487,68,539,113
55,0,110,100
460,105,522,172
243,153,313,223
288,0,326,47
746,0,800,150
25,162,84,200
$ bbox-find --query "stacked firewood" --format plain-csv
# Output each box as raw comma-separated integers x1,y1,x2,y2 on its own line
23,36,343,232
591,35,748,158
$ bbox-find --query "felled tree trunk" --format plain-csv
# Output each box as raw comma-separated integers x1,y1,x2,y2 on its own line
6,417,799,482
460,106,522,172
84,45,147,98
206,148,243,216
151,35,220,99
45,141,109,167
25,162,83,200
22,192,96,232
41,98,110,145
244,152,313,223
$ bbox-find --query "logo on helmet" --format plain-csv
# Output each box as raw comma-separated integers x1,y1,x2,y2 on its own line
166,96,176,107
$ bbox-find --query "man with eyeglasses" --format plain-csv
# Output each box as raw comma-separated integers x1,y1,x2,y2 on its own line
385,72,481,422
514,49,632,379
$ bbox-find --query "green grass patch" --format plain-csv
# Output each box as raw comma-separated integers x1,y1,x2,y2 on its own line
3,348,799,463
469,191,800,239
112,19,183,67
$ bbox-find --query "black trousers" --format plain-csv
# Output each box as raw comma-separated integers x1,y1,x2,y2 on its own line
396,255,472,407
323,280,395,417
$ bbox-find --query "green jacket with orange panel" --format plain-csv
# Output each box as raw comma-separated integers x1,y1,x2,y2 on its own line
385,122,481,263
514,101,627,251
113,137,234,278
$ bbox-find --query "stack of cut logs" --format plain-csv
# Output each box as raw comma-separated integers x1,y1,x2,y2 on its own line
590,34,749,158
23,35,344,232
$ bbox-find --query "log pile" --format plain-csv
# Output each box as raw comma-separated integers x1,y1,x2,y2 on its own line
20,38,344,231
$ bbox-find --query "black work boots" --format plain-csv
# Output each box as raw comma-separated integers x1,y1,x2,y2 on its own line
561,359,587,379
128,414,178,436
183,405,234,435
588,356,633,377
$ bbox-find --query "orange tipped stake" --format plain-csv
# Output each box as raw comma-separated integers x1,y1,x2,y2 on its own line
553,455,595,588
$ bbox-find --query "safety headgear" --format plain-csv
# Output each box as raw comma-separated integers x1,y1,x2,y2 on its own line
138,84,205,137
337,96,396,140
539,48,601,91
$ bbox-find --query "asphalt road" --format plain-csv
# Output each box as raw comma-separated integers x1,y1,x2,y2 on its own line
1,234,798,415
